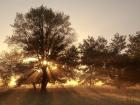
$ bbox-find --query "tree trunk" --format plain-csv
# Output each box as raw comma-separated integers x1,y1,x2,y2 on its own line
41,66,48,93
32,82,36,91
89,78,92,87
89,65,93,87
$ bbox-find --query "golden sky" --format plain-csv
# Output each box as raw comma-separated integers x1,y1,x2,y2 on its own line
0,0,140,52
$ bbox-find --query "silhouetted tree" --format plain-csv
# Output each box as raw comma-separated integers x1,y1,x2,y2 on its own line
59,45,79,80
127,32,140,59
109,33,126,55
123,32,140,85
107,33,127,88
6,6,74,92
79,36,108,86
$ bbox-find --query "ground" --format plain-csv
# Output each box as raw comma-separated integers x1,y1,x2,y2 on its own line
0,87,140,105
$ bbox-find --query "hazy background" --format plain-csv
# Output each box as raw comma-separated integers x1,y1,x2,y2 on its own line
0,0,140,51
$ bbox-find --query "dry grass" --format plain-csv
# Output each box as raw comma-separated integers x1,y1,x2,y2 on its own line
0,86,140,105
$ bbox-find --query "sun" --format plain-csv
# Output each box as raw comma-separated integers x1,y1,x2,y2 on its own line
41,60,58,71
42,60,47,66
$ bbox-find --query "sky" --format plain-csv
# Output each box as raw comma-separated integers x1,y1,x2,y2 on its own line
0,0,140,51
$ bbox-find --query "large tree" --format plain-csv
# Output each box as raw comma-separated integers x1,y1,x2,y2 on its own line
6,6,75,92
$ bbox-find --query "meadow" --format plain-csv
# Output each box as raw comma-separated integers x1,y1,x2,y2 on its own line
0,86,140,105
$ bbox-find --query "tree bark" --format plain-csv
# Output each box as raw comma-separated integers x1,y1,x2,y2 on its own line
89,65,93,87
32,82,36,91
41,66,48,93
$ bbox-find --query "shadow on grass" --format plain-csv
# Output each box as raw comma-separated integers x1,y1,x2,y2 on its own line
0,87,140,105
0,88,52,105
22,90,53,105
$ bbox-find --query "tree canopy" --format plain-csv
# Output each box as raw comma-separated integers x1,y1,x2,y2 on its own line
7,6,75,62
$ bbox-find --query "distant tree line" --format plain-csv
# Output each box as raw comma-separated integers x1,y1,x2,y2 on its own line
79,32,140,88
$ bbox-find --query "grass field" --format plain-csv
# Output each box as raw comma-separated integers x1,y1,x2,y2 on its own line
0,87,140,105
